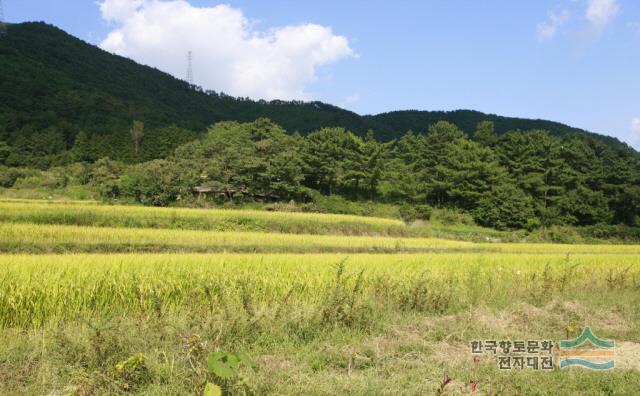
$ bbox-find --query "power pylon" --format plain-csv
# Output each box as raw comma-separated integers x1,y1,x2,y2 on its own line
186,51,194,85
0,0,5,24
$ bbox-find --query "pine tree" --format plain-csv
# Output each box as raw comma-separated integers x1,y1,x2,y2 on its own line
72,131,94,162
473,120,498,146
422,121,466,206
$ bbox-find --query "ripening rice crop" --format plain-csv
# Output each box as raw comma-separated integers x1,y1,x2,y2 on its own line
1,200,639,396
1,222,639,254
0,200,406,236
0,222,479,253
1,199,639,332
1,253,638,328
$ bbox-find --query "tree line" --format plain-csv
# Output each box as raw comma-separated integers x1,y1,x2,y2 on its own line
54,118,637,231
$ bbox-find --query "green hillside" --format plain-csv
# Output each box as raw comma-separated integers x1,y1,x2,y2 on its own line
0,22,634,165
0,22,366,163
364,110,630,150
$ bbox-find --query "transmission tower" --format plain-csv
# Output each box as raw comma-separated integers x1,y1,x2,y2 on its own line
0,0,5,24
186,51,194,85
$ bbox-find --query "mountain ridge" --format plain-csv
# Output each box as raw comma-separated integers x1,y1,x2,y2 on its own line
0,21,635,164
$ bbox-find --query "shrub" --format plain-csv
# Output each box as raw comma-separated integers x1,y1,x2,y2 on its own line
524,218,542,232
61,162,92,185
264,201,302,212
399,204,432,223
527,226,584,244
301,190,399,218
304,192,361,215
89,157,125,198
577,224,640,242
473,184,535,230
11,169,67,189
117,159,197,205
432,208,475,226
0,166,29,188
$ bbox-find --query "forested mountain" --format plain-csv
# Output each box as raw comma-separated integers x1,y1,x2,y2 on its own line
364,110,631,150
0,22,636,166
0,23,639,232
0,22,365,164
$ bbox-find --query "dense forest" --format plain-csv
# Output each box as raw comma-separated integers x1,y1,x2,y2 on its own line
0,22,635,166
4,118,638,234
117,119,640,229
1,22,639,234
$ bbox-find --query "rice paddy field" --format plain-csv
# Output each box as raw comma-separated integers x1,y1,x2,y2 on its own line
1,200,639,395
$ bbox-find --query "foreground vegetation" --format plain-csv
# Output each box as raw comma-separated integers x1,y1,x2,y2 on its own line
1,253,640,394
1,200,639,394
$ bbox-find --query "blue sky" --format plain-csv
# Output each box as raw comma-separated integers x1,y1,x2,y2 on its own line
4,0,640,147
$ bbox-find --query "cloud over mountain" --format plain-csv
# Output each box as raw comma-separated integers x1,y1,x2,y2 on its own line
99,0,354,100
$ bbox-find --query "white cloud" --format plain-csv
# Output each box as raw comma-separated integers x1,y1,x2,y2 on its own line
586,0,619,29
344,93,360,105
98,0,354,100
629,118,640,148
537,10,570,41
100,0,145,22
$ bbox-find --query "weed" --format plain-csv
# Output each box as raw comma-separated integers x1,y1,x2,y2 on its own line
205,351,256,395
111,354,150,391
606,265,634,289
320,260,374,329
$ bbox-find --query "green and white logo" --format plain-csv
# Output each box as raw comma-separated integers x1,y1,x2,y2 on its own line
559,327,615,370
